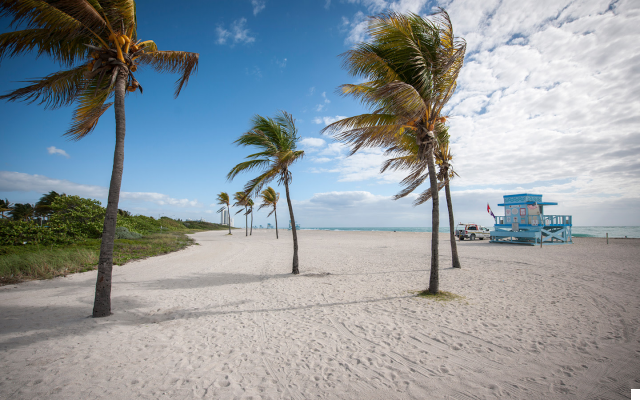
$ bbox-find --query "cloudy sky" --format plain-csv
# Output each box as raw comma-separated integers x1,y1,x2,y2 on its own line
1,0,638,227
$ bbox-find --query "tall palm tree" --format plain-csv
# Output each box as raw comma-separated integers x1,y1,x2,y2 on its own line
227,111,304,274
35,190,60,224
233,191,249,236
0,199,12,219
323,10,465,294
0,1,199,317
216,192,232,235
259,187,279,239
382,123,461,269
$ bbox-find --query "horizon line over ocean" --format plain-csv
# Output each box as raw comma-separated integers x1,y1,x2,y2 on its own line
299,226,640,238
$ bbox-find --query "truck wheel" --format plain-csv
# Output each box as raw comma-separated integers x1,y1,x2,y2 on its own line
470,234,476,241
459,236,464,241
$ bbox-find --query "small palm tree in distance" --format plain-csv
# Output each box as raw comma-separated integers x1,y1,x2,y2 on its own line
233,191,249,236
0,1,199,317
258,187,279,239
227,111,304,274
216,192,232,235
247,198,255,236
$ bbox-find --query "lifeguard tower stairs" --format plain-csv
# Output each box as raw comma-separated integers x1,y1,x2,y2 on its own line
490,194,572,245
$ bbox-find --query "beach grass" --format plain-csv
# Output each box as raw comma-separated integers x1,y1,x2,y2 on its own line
0,231,195,285
413,290,466,302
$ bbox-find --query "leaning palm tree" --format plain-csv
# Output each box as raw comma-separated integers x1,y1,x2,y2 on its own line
323,9,465,294
233,191,249,236
216,192,232,235
0,1,198,317
382,123,461,269
227,111,304,274
258,187,279,239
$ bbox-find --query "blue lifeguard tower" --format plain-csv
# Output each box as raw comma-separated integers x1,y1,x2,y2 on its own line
490,194,572,245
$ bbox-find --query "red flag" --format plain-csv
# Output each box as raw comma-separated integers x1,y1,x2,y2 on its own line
487,203,495,218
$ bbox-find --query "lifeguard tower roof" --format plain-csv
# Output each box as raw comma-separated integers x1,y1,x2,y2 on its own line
497,193,558,207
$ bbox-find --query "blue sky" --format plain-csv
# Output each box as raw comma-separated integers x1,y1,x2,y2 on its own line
1,0,639,228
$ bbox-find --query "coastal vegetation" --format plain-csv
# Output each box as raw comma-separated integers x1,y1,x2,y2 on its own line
228,111,305,274
233,191,250,237
0,193,227,285
0,1,199,317
324,9,466,293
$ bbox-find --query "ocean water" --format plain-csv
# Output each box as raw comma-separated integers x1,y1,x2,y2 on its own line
302,226,640,238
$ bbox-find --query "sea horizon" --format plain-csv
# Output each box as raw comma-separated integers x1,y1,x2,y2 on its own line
297,226,640,238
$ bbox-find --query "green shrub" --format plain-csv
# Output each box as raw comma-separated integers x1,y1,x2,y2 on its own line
0,221,73,246
115,226,142,239
49,195,105,239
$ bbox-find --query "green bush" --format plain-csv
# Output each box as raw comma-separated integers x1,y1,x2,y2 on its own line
115,226,142,239
0,221,72,246
49,195,105,239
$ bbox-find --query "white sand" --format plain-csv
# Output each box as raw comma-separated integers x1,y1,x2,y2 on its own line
1,229,639,399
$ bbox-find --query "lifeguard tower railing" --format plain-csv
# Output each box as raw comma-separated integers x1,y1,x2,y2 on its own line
492,215,573,245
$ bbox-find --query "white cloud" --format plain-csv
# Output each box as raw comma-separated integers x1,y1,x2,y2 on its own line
331,0,640,224
300,137,327,148
311,157,333,163
251,0,266,16
216,18,255,45
245,66,262,79
312,115,347,126
276,57,287,68
314,91,331,112
47,146,70,158
0,171,203,208
308,87,315,96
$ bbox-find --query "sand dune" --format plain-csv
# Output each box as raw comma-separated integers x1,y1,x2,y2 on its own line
1,230,638,399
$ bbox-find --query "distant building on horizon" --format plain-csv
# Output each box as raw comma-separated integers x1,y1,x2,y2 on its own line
220,209,234,227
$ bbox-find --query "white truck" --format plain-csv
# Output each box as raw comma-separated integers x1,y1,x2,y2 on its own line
455,223,490,241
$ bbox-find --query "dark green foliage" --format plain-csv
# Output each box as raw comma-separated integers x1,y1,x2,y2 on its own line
10,203,35,221
115,226,142,239
35,190,60,220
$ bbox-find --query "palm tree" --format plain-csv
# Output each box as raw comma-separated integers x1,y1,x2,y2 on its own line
10,203,35,221
382,123,461,269
0,1,199,317
323,10,465,294
0,199,12,219
35,191,60,224
233,191,249,236
247,198,254,235
259,187,280,239
216,192,232,235
227,111,304,274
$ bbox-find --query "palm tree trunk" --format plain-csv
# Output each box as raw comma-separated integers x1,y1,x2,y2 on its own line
227,205,231,234
283,179,299,274
250,209,253,235
425,139,440,294
245,206,248,236
274,207,279,239
93,68,127,318
445,177,461,269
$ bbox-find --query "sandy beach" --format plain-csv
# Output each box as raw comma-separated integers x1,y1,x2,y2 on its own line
0,229,638,399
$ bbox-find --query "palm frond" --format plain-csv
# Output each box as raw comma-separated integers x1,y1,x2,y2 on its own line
0,64,85,108
136,50,198,97
227,159,272,181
